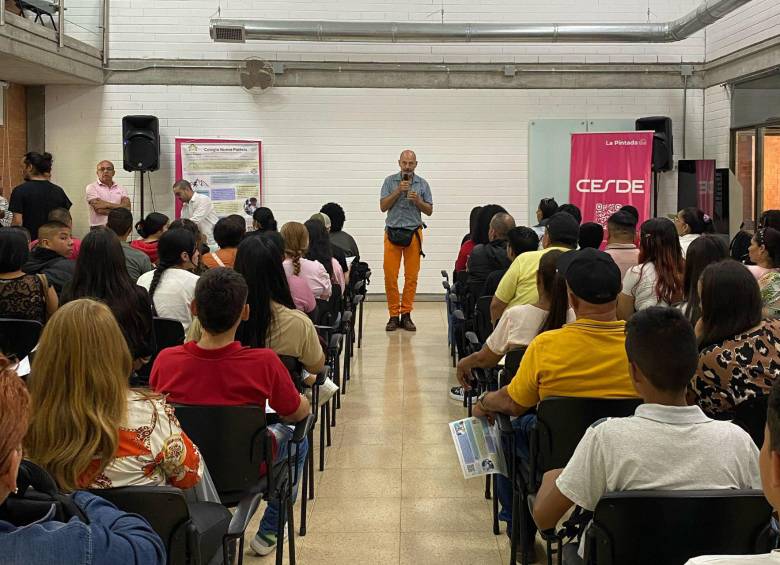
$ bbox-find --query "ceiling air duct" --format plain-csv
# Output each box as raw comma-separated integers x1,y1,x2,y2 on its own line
210,0,752,44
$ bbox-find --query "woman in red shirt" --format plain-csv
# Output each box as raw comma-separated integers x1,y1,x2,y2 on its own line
454,206,482,272
131,212,169,265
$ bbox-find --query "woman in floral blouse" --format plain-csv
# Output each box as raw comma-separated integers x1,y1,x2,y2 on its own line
24,298,202,491
748,227,780,317
690,260,780,418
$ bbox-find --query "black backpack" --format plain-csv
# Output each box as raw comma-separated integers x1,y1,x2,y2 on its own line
0,461,88,527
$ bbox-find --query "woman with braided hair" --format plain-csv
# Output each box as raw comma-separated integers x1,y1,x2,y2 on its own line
280,221,331,303
137,228,200,331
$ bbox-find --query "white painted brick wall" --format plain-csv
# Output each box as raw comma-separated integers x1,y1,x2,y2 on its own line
705,0,780,61
703,85,731,167
46,85,697,294
102,0,706,63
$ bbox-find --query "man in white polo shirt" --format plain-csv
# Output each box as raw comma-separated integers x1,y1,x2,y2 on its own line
532,307,760,562
85,160,130,229
173,179,218,249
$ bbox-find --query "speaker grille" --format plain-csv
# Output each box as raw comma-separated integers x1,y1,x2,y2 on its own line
212,25,246,43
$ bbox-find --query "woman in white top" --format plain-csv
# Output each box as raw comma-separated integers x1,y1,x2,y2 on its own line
452,249,574,400
674,207,714,257
280,221,332,300
137,228,200,331
618,217,684,320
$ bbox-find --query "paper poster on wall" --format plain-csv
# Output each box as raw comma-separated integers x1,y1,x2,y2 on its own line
174,138,262,226
569,131,654,244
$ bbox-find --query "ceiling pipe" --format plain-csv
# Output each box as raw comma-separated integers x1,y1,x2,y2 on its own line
210,0,752,44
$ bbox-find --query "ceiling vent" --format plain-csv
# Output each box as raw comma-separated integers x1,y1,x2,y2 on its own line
211,24,246,43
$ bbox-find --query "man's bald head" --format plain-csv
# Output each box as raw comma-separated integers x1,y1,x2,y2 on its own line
489,213,516,240
398,150,418,175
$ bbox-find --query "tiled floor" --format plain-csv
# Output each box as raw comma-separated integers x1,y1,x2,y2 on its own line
242,301,540,564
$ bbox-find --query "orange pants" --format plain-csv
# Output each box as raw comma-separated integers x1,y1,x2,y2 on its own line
383,228,422,317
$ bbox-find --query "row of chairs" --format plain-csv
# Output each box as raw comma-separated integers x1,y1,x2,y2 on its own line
0,258,372,565
437,271,777,565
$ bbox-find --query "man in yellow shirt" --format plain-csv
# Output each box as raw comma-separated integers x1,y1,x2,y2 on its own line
490,211,579,323
473,247,638,559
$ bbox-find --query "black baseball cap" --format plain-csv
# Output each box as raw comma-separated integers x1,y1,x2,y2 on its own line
557,248,622,304
608,209,638,229
545,212,580,247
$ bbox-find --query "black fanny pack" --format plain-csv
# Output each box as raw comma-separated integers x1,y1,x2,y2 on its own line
387,227,417,247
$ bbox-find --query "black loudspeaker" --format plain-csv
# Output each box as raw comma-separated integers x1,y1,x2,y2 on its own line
636,116,673,172
122,115,160,172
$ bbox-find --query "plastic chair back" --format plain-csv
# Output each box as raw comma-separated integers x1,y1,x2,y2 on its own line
475,296,493,343
584,490,774,565
154,317,185,351
0,318,42,361
278,354,304,391
173,405,272,507
530,397,643,488
733,395,769,448
500,348,527,387
90,486,194,564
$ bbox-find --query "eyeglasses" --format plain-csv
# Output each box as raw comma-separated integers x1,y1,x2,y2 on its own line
98,167,114,172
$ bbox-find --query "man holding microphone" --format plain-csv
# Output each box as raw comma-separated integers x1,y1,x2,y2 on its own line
380,149,433,332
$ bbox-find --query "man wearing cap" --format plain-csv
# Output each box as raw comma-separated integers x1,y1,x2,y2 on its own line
473,248,639,559
490,212,579,323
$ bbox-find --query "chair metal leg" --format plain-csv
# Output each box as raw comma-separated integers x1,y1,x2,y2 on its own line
319,403,327,471
307,429,315,500
358,300,364,348
492,475,500,535
325,401,332,446
287,496,296,565
510,486,520,565
276,494,287,565
300,457,308,536
485,475,491,500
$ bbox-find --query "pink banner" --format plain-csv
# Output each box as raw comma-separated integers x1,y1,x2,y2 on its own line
569,131,654,242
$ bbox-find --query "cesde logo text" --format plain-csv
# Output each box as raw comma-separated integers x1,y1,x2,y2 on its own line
575,179,645,193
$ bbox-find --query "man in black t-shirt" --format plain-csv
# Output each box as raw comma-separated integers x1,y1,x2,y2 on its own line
9,152,71,240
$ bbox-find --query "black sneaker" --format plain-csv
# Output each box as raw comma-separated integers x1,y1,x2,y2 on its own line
449,386,478,402
386,317,400,331
400,313,417,331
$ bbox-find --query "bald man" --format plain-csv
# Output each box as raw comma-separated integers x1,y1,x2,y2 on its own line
380,149,434,332
85,160,130,228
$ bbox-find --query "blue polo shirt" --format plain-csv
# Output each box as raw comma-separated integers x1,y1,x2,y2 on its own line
380,172,433,229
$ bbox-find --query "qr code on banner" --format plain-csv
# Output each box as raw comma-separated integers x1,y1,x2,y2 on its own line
594,203,623,226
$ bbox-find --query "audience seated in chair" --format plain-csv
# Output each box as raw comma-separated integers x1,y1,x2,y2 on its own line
604,210,639,278
491,212,579,323
748,227,780,317
25,299,202,493
558,203,582,225
168,218,208,272
305,217,346,292
532,198,558,239
106,208,153,283
474,248,638,559
321,202,360,259
136,229,200,332
202,215,244,270
29,208,82,261
690,260,780,419
150,267,311,557
482,226,539,299
0,228,58,324
232,236,334,399
577,222,603,250
310,212,349,276
533,307,760,564
467,208,515,296
455,206,482,272
681,235,728,326
617,217,685,320
22,221,75,296
61,229,154,373
0,354,166,564
451,249,573,403
130,212,169,265
686,377,780,564
281,221,332,303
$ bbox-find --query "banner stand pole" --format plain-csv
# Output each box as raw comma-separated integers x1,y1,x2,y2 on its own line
653,170,659,218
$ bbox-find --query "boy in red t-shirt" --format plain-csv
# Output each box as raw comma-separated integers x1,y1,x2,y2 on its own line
150,267,310,556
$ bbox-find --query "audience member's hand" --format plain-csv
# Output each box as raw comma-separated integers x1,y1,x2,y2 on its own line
472,402,494,424
455,361,473,389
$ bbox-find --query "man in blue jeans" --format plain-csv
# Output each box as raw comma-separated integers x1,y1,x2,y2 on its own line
150,268,311,556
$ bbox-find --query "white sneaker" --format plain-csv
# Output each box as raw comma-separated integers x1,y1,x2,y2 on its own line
318,377,339,406
249,528,289,556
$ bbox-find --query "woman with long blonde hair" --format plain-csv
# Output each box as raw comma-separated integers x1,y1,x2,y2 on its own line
25,298,202,492
280,221,331,302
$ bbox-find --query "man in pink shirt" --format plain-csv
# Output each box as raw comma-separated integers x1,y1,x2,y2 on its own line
85,161,130,228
